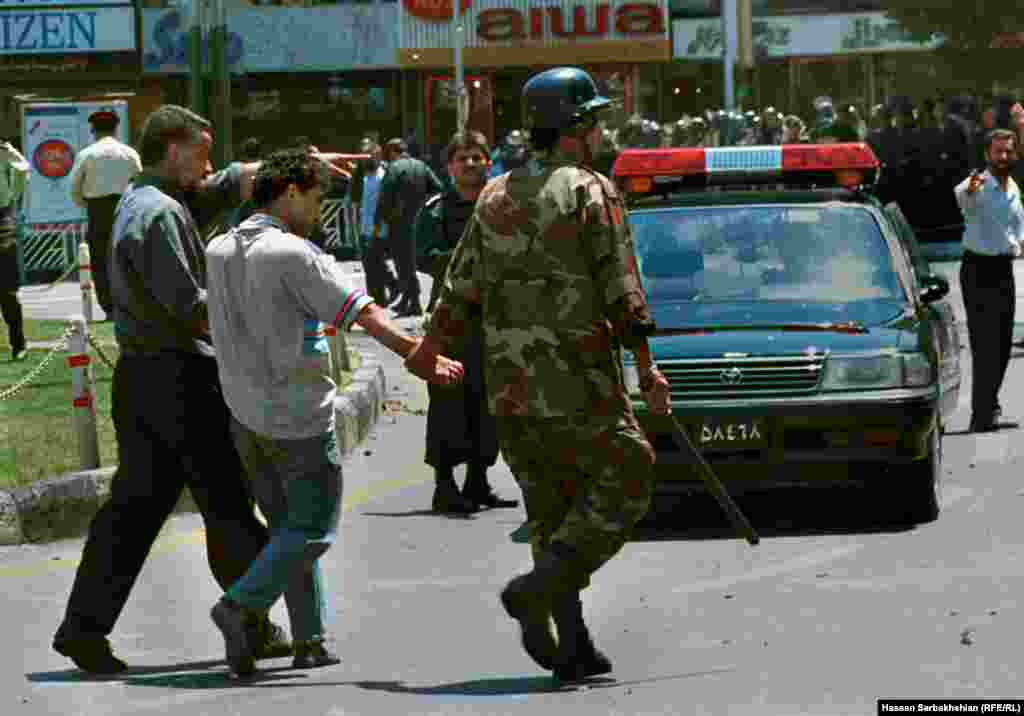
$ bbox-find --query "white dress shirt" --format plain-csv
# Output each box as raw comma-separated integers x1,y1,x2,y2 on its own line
68,136,142,208
955,170,1024,257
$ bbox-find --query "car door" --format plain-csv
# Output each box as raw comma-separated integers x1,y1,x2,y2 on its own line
883,202,962,421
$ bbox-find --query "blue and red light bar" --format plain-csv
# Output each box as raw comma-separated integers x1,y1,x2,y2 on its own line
611,143,880,193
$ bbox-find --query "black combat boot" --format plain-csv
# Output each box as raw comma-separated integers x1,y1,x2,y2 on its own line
462,463,519,509
431,466,479,515
551,592,613,682
500,547,579,671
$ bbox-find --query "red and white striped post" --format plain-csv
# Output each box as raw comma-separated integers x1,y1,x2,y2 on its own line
78,239,94,324
67,315,100,470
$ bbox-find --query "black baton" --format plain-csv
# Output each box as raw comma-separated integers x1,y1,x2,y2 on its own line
666,413,760,546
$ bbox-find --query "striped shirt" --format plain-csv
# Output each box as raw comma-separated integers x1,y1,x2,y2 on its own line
205,212,374,439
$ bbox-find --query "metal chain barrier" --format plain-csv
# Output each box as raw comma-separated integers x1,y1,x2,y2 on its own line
85,332,118,370
0,327,72,402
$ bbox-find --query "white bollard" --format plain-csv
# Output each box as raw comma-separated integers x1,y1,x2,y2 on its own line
66,315,100,470
78,240,93,324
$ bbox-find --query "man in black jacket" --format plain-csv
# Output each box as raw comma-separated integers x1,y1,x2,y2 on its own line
413,131,518,514
375,138,443,317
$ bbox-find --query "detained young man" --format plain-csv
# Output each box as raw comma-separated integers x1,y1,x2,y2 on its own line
204,149,463,677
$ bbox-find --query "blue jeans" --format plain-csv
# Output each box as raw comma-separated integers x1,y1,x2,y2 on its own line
226,419,343,642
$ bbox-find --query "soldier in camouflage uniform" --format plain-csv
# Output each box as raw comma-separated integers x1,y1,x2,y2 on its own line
406,67,671,682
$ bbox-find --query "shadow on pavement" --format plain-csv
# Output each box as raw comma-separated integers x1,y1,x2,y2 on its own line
634,487,918,543
28,661,317,689
355,668,733,697
360,509,476,519
28,659,226,683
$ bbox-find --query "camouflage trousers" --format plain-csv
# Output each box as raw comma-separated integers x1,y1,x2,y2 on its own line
497,412,655,589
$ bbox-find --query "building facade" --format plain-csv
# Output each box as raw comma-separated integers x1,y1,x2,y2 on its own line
398,0,671,165
139,0,402,157
0,0,149,142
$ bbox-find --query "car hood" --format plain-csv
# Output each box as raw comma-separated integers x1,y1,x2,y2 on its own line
648,299,913,358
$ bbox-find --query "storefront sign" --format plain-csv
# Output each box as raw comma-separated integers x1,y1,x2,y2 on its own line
0,0,129,6
21,101,130,224
0,5,134,54
478,3,664,41
402,0,470,22
142,4,397,73
673,12,941,59
401,0,670,67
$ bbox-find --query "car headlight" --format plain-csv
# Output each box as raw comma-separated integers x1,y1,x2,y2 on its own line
622,352,642,397
820,352,933,391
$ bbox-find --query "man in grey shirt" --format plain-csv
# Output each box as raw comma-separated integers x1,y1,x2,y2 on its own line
205,149,463,676
955,128,1024,432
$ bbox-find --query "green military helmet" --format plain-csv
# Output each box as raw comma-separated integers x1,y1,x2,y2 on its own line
521,67,612,131
670,116,693,147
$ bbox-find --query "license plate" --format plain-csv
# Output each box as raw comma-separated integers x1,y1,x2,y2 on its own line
698,420,769,451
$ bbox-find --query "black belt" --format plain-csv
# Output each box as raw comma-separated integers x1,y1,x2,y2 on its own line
963,249,1013,260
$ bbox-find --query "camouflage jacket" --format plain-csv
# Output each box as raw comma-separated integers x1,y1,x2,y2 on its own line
429,150,654,418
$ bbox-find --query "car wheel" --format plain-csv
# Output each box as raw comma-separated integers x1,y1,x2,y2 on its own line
893,422,942,525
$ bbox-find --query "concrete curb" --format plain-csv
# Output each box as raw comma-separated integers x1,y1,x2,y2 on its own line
0,350,386,546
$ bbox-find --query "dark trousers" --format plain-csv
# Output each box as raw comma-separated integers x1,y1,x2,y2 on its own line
0,245,24,355
55,352,268,641
361,234,399,305
425,325,498,470
960,251,1016,421
85,196,119,316
392,229,421,310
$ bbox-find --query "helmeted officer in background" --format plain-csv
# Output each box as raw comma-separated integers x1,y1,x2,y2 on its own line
757,107,784,145
413,130,518,514
489,129,529,179
405,66,671,682
68,107,142,317
590,126,619,176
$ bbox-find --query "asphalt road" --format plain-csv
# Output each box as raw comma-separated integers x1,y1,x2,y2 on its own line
7,263,1024,714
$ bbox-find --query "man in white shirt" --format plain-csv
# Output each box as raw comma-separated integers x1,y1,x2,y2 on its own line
68,108,142,317
955,128,1024,432
0,139,29,360
205,148,463,677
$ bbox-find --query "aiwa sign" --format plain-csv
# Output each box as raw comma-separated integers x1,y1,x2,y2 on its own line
0,0,136,54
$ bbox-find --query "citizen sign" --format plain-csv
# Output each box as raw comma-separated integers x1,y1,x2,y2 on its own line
478,3,665,42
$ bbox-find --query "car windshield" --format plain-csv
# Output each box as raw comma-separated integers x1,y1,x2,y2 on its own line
628,205,903,305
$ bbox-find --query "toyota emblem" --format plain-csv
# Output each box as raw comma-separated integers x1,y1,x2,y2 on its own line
720,366,743,385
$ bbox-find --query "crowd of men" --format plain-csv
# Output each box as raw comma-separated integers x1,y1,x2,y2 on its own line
37,65,673,684
0,67,1018,681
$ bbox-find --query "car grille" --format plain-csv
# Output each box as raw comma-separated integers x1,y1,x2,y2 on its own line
660,355,824,399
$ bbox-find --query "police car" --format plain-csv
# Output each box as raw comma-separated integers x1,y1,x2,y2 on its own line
613,143,962,524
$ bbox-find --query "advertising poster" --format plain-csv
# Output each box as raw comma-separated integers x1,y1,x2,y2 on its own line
20,101,130,225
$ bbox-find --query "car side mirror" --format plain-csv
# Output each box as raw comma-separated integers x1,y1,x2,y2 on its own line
920,274,949,303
